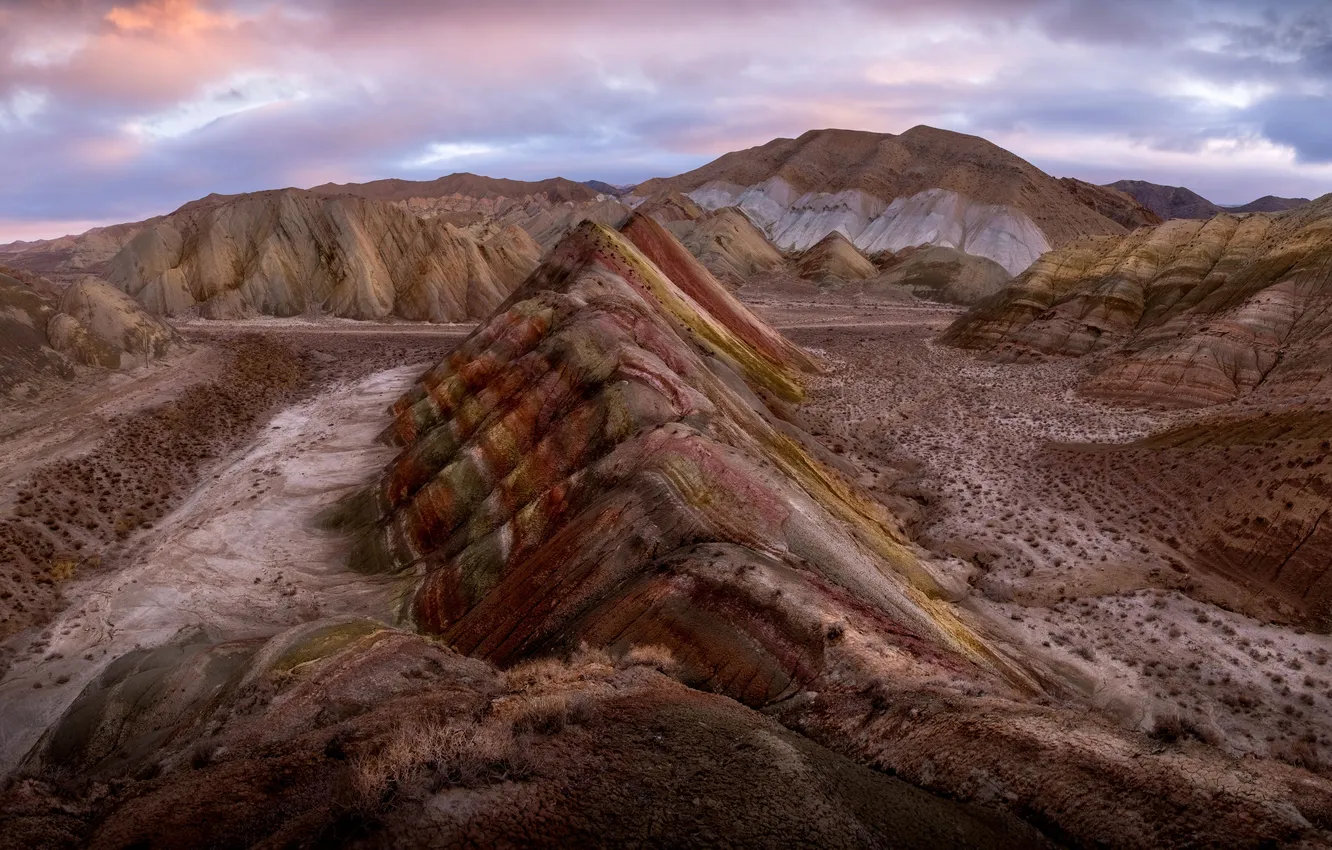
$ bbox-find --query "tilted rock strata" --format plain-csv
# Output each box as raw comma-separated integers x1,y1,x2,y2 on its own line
342,218,1023,706
943,196,1332,406
106,190,539,321
634,126,1129,274
674,207,786,285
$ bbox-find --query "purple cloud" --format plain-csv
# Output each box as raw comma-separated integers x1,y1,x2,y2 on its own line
0,0,1328,241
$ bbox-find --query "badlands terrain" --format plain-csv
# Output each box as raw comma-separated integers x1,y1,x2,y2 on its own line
0,127,1331,847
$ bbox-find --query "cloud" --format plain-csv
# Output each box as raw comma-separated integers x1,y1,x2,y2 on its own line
0,0,1329,241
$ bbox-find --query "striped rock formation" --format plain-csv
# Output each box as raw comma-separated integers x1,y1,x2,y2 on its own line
106,189,540,321
340,213,1023,707
943,195,1332,407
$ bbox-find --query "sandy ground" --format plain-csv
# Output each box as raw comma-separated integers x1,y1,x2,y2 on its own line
0,354,432,776
772,304,1332,766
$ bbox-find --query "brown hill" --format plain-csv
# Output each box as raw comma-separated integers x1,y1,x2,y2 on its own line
867,246,1011,305
106,189,539,321
1106,180,1222,220
633,126,1128,274
310,172,603,204
1228,194,1312,214
1105,181,1311,220
794,230,877,282
1057,178,1162,229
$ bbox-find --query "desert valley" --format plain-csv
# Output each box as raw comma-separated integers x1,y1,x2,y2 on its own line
0,123,1330,847
1,2,1331,846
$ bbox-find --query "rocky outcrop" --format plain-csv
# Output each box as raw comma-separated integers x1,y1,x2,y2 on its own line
48,278,176,368
0,270,71,395
943,195,1332,406
106,190,539,321
866,246,1011,305
794,231,877,282
633,126,1130,274
0,269,176,396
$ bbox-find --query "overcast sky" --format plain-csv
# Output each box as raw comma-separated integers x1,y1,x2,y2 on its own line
1,0,1330,242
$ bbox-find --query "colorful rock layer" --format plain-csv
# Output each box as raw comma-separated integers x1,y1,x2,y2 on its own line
346,216,1024,705
943,194,1332,407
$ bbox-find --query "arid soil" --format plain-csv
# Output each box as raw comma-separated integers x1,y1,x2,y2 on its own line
0,323,469,769
775,303,1332,769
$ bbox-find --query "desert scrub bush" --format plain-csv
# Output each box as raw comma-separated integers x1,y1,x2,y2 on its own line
510,692,598,735
614,643,679,677
353,718,529,807
1148,711,1218,745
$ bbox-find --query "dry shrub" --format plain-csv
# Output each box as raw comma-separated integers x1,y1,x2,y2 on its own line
615,644,679,677
353,718,528,807
1272,739,1330,776
1148,711,1219,745
509,692,598,735
504,657,571,692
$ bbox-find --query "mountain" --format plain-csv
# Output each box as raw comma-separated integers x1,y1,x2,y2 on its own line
106,189,540,321
1107,180,1312,220
632,125,1131,275
581,179,632,195
1227,194,1312,214
942,194,1332,407
1106,179,1221,220
1057,178,1162,229
310,172,603,204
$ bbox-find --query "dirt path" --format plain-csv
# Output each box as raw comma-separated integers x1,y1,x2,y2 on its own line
0,363,423,775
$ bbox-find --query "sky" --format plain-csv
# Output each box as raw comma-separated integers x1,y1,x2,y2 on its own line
1,0,1330,242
